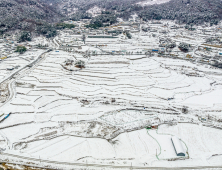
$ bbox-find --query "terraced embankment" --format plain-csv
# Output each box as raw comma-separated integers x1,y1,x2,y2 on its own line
0,48,222,168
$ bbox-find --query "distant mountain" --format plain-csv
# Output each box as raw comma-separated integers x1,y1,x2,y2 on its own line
41,0,145,15
0,0,63,34
1,0,222,36
41,0,222,26
138,0,222,25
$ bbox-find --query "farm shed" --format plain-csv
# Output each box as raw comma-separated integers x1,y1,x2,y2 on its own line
152,49,159,52
171,136,185,156
151,124,158,129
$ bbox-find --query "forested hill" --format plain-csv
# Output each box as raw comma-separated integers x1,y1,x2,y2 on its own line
139,0,222,25
1,0,222,37
43,0,222,26
41,0,145,15
0,0,63,34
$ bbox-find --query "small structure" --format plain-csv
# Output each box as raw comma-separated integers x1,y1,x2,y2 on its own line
204,47,211,51
199,116,207,121
201,117,207,121
171,136,185,156
7,66,14,71
151,124,158,129
152,49,159,52
186,54,192,58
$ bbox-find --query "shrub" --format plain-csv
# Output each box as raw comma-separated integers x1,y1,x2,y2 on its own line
56,23,75,29
178,42,189,52
82,34,86,44
15,46,27,54
166,42,176,48
18,31,31,42
36,23,57,38
123,31,132,39
75,60,85,68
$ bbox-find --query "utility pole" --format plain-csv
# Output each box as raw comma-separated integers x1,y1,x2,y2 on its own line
130,162,133,170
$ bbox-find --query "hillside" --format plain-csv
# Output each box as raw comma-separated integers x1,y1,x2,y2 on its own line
0,0,63,34
139,0,222,25
1,0,222,36
42,0,222,26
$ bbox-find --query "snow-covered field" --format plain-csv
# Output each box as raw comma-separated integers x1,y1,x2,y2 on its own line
158,123,222,166
0,25,222,169
0,50,45,83
0,45,221,168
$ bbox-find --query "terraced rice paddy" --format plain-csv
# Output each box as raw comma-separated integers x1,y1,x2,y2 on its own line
0,48,222,168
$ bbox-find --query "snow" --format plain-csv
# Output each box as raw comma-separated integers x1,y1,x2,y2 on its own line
0,113,34,129
158,123,222,160
136,0,171,7
1,21,222,169
18,129,159,164
182,88,222,108
1,122,58,145
86,6,104,17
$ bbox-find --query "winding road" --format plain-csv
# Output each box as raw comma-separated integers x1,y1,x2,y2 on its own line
1,152,222,170
0,50,51,109
0,47,53,151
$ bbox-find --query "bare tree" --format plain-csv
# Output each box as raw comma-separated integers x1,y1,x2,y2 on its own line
82,34,86,44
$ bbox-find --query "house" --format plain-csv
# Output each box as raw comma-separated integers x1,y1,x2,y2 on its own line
152,49,159,52
151,124,158,129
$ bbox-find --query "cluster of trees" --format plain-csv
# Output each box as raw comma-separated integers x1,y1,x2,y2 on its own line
86,14,117,28
123,31,132,39
15,46,27,54
178,42,190,52
166,42,176,49
70,12,92,21
138,0,222,25
55,23,75,29
16,22,61,42
36,23,57,38
82,34,86,44
18,31,32,42
159,38,176,48
64,59,85,68
75,60,85,68
37,43,49,48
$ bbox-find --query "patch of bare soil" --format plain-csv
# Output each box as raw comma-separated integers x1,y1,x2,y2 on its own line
0,163,50,170
0,81,9,103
